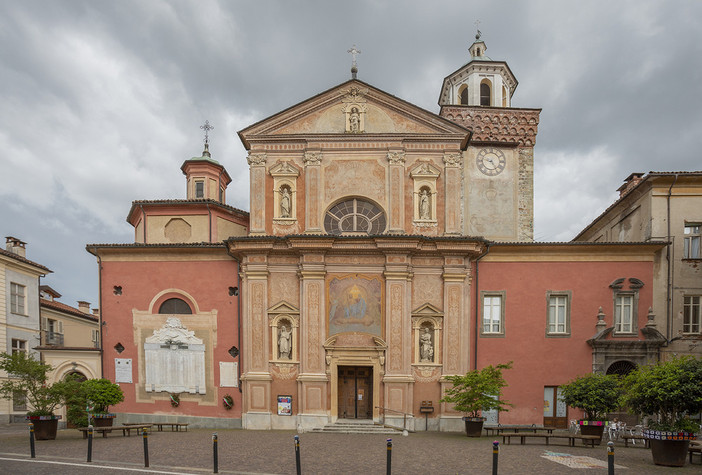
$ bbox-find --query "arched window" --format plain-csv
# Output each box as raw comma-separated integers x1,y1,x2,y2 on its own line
324,198,386,235
158,298,192,314
606,360,636,376
480,82,491,106
458,84,468,105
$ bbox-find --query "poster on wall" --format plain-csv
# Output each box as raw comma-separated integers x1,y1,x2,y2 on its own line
115,358,133,383
327,274,383,337
277,395,292,416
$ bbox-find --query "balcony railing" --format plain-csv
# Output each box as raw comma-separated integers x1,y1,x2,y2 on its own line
42,331,64,346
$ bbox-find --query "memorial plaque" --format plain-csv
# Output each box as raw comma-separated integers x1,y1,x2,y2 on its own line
219,362,238,387
115,358,133,383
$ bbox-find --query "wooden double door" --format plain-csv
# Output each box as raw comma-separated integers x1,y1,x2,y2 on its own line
338,366,372,419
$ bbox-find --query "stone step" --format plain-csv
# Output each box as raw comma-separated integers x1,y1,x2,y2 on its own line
310,420,404,434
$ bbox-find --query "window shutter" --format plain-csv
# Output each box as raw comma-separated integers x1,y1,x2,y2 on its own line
58,321,63,334
41,317,48,330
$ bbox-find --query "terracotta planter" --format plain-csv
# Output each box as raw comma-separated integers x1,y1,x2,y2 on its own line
579,421,607,445
462,417,486,437
27,415,61,440
644,429,697,467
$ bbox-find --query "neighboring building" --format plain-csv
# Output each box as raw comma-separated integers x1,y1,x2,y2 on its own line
35,285,102,426
87,145,249,428
89,35,668,431
573,172,702,360
0,237,51,422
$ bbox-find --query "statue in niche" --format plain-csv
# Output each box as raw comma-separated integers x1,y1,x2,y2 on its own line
280,187,291,218
278,324,292,359
420,327,434,362
349,107,360,133
419,189,431,220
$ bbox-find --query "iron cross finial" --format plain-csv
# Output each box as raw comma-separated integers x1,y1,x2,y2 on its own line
200,120,214,145
348,44,361,68
474,20,482,40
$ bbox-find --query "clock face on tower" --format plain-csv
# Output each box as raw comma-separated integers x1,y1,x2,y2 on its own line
476,148,506,176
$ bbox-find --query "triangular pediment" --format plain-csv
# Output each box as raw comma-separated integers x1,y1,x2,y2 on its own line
239,79,470,147
412,303,443,316
267,300,299,315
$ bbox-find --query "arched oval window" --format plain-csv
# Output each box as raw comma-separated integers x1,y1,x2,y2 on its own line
324,198,386,235
158,298,192,314
606,360,636,376
480,82,491,106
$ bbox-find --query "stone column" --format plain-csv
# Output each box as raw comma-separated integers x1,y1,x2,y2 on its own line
439,256,470,432
296,253,328,428
443,152,462,235
303,151,323,233
247,152,268,235
383,254,414,427
240,254,272,429
387,151,406,233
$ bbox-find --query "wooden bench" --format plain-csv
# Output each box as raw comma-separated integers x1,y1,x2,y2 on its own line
151,422,189,432
484,426,555,436
621,434,649,448
77,424,152,439
501,432,600,448
689,441,702,465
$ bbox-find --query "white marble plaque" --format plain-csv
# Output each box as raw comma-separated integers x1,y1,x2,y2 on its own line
115,358,133,383
219,362,238,387
144,317,206,394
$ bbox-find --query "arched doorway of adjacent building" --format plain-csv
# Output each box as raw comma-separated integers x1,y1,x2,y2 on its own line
63,371,88,428
606,360,638,425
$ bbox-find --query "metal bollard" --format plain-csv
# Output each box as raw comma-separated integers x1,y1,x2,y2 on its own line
607,441,614,475
143,427,149,467
87,425,94,462
492,440,499,475
29,422,35,459
212,432,218,473
294,434,301,475
386,438,392,475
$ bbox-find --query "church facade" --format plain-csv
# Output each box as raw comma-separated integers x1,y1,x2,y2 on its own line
90,36,665,430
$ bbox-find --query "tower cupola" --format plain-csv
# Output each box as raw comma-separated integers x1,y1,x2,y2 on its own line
438,32,518,108
180,121,232,203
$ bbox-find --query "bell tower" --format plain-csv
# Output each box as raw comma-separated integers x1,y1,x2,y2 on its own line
439,31,541,242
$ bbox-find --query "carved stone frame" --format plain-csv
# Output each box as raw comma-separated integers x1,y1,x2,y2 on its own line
268,301,300,363
411,303,443,366
410,161,440,226
270,161,300,224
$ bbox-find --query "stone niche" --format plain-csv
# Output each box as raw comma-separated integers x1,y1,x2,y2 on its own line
144,317,206,394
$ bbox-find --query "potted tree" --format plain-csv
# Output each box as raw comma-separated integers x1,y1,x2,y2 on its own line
559,373,622,445
440,362,513,437
81,378,124,427
0,352,69,440
621,356,702,467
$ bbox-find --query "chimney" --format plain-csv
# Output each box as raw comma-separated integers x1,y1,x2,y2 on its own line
78,301,91,314
92,308,100,318
617,173,644,198
5,236,27,257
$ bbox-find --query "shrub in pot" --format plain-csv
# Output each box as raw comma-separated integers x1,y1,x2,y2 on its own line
621,356,702,467
560,373,622,444
81,378,124,427
440,362,513,437
0,352,70,440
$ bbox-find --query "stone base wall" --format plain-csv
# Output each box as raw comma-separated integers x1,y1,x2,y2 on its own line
116,412,242,429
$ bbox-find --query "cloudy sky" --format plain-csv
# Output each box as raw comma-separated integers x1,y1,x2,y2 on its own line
2,0,701,309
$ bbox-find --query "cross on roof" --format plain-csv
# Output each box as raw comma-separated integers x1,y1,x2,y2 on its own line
348,45,361,68
475,20,482,40
200,120,214,145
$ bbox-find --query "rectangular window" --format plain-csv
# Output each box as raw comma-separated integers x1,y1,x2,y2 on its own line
481,293,504,335
614,293,634,334
10,282,26,314
12,390,27,411
11,339,26,355
92,329,100,348
683,296,701,334
547,292,571,336
684,223,701,259
195,181,204,198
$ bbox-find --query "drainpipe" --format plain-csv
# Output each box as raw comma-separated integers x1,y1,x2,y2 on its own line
97,254,104,378
666,174,678,342
473,242,491,370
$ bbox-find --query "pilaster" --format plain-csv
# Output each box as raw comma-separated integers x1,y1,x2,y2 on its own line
443,152,463,235
303,151,323,233
247,152,268,235
387,151,406,233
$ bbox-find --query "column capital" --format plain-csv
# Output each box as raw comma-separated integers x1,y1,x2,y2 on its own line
303,151,323,166
387,151,406,165
443,152,463,168
247,151,267,167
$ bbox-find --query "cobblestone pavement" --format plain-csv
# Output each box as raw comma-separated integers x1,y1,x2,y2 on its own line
0,426,700,474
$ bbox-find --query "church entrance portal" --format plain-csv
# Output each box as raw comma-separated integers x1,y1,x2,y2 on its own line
337,366,372,419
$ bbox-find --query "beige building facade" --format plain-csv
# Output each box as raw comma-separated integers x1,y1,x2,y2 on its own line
574,172,702,359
